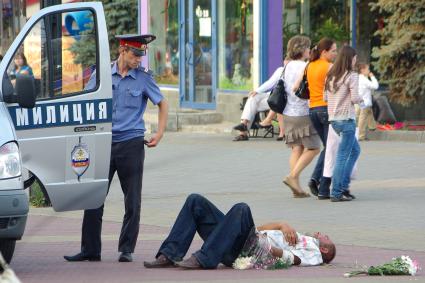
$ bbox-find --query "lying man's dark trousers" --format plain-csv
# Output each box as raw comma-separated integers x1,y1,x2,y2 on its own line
156,194,255,268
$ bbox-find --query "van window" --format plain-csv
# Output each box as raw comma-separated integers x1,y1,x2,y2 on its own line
2,9,98,101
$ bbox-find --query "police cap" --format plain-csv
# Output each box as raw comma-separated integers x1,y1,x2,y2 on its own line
116,34,156,56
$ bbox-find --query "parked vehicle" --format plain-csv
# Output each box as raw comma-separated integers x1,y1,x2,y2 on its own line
0,2,112,263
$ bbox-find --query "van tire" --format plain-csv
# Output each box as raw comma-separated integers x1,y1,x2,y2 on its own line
0,239,16,265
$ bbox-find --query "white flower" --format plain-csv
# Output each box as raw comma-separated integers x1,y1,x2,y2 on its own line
343,273,352,278
233,256,254,270
400,255,419,276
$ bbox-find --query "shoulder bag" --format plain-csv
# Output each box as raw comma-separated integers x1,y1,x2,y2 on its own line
267,65,288,114
294,63,310,100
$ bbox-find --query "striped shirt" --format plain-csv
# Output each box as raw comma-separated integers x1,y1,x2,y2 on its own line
325,71,363,121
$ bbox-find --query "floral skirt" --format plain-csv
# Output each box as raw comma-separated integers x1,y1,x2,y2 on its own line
283,114,321,149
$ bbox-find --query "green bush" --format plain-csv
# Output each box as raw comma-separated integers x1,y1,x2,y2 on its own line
30,181,49,207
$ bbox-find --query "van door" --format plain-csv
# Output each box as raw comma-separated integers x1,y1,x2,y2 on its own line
0,3,112,211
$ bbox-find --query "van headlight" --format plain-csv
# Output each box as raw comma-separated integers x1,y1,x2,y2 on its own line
0,142,22,179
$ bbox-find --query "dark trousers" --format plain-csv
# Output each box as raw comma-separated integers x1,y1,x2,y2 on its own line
81,137,145,256
157,194,255,269
309,106,332,196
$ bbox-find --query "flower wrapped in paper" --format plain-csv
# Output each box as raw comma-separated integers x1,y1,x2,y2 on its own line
344,255,420,277
233,228,292,270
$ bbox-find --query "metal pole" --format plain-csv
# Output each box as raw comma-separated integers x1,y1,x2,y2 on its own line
351,0,357,47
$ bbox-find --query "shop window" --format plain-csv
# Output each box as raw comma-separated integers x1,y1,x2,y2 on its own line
218,0,253,91
283,0,350,46
148,0,179,86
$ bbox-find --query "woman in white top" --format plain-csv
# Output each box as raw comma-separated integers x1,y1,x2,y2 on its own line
281,36,321,198
356,62,379,140
233,62,287,141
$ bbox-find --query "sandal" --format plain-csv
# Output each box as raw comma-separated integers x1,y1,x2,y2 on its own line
283,176,310,198
233,134,249,141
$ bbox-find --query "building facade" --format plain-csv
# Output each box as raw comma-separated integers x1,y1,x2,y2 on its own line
140,0,378,114
1,0,379,115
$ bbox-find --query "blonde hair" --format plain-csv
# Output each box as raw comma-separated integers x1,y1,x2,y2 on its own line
286,35,311,60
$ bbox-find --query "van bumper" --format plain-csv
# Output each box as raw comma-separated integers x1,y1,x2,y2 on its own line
0,190,29,240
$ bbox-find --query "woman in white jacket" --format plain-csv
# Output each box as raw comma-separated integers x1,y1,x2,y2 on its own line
356,63,379,140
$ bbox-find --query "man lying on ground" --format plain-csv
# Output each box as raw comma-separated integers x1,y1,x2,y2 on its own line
143,194,336,269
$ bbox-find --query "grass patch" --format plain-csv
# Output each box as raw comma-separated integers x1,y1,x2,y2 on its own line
30,181,50,207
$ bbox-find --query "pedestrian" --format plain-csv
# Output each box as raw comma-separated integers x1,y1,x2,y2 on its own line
356,62,378,141
10,52,33,77
281,35,321,198
232,58,289,141
64,34,169,262
325,46,362,202
143,194,336,269
302,38,337,199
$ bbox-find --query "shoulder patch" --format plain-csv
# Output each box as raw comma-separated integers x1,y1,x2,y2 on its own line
139,66,154,76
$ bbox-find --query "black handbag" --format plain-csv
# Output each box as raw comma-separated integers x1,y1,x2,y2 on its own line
294,63,310,100
267,66,287,113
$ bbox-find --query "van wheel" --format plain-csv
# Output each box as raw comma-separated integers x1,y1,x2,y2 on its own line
0,239,16,265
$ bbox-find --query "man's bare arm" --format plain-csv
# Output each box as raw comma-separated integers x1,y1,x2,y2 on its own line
257,222,297,245
270,246,301,265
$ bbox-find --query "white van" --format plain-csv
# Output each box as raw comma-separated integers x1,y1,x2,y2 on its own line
0,2,112,263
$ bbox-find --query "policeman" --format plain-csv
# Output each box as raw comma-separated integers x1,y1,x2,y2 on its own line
65,34,169,263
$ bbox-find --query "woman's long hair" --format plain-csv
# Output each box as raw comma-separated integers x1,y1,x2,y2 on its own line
310,38,335,62
14,52,29,70
325,46,357,92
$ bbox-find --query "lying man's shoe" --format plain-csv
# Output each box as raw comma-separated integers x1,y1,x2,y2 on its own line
233,123,248,132
144,254,175,268
308,179,319,196
330,194,352,202
118,252,133,262
176,255,202,269
64,252,101,262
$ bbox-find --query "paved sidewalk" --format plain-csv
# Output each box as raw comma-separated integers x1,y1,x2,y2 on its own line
11,215,425,283
9,133,425,282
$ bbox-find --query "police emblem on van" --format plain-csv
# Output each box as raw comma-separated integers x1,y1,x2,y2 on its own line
71,137,90,180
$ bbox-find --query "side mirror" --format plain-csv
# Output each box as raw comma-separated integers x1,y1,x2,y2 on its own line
15,75,36,108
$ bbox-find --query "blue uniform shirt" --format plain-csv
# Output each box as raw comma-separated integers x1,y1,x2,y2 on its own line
111,62,163,142
86,62,163,142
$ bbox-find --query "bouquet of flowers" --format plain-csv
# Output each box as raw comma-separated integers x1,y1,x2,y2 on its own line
344,255,420,277
233,228,292,270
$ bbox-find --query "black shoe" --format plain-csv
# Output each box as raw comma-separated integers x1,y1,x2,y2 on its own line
64,252,101,262
308,179,319,196
317,195,330,200
233,123,248,131
343,191,356,199
119,252,133,262
330,195,352,202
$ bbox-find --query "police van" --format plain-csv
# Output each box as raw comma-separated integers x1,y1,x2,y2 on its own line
0,2,112,263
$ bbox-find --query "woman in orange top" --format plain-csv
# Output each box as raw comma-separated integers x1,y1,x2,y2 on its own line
305,38,337,199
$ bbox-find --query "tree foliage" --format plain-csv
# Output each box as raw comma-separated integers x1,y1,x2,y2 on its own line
370,0,425,105
103,0,138,59
69,0,137,65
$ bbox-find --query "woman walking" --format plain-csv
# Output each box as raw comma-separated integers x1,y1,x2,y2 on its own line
282,35,321,198
304,38,337,199
325,46,362,202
